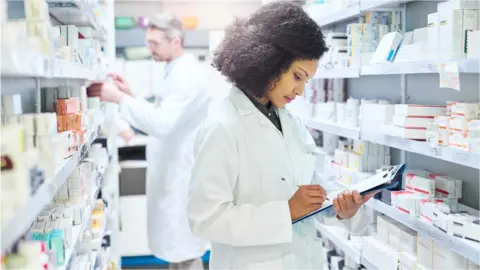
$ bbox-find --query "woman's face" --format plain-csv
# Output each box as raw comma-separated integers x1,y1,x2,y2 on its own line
265,59,318,108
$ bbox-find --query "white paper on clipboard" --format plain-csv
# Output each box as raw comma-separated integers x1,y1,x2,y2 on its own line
292,164,406,224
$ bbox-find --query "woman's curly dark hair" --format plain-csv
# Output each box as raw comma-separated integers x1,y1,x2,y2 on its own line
213,2,327,98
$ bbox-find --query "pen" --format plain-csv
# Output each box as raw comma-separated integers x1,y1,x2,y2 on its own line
297,185,329,201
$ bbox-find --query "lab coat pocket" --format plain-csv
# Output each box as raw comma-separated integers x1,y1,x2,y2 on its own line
246,253,296,269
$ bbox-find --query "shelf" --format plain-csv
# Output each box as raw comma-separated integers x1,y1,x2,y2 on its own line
311,59,480,79
315,221,362,264
300,114,480,169
360,0,413,11
0,118,104,252
315,67,360,79
305,3,360,27
305,0,408,28
361,59,480,75
59,187,99,270
361,131,480,170
303,118,361,140
1,45,95,80
47,0,101,31
319,4,360,27
366,199,480,264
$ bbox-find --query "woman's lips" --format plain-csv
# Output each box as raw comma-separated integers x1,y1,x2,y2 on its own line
285,97,294,103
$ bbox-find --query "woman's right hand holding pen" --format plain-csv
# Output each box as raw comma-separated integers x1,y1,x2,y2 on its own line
288,185,327,221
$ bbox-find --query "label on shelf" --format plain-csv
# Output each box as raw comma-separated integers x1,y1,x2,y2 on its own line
438,62,461,91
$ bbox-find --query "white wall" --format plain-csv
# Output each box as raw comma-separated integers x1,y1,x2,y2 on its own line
114,0,261,30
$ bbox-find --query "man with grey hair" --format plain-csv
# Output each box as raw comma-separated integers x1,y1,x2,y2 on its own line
88,12,209,269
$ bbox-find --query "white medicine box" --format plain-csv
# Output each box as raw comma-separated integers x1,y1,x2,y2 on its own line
439,9,479,59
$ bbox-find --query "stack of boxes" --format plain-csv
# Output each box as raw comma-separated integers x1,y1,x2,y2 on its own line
1,0,103,68
329,139,391,185
385,104,447,140
417,233,479,269
428,102,480,152
362,215,417,270
362,215,480,270
428,0,480,60
319,32,348,69
347,11,400,67
55,95,86,155
448,102,480,152
388,169,461,218
27,156,102,268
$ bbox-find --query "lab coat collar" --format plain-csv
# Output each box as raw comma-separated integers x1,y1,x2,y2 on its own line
229,86,257,116
229,86,289,135
229,86,288,116
164,53,194,79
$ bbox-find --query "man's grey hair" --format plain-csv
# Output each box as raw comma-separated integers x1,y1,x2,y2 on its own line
148,12,184,42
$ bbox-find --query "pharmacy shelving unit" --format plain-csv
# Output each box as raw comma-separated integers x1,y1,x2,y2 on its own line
301,120,480,170
304,0,413,28
314,67,360,79
319,157,480,264
303,118,361,140
366,199,480,264
1,0,121,268
0,116,103,252
300,0,480,268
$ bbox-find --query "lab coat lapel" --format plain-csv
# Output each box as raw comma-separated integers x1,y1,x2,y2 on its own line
229,87,283,134
277,108,299,185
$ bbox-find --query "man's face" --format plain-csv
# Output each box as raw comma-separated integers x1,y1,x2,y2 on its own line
145,28,173,62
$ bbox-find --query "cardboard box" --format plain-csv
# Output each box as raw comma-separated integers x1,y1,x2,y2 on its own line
393,115,434,128
439,9,479,59
428,13,440,57
395,104,447,117
469,260,480,269
450,116,469,133
438,0,480,11
464,220,480,243
371,32,403,63
376,215,390,243
35,113,57,135
449,132,469,150
417,234,434,269
55,98,80,115
452,103,480,119
467,119,480,130
406,173,435,197
400,252,417,270
433,242,469,269
435,116,450,129
385,125,427,140
432,175,462,198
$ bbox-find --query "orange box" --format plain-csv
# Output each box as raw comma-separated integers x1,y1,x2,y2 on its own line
72,113,83,130
56,98,80,115
57,115,67,132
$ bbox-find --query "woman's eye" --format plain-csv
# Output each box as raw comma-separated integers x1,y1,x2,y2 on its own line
294,74,302,81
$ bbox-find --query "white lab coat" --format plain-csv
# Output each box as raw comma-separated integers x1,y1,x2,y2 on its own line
119,54,208,262
188,87,369,269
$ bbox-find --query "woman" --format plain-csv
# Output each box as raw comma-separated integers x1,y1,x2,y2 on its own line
188,3,372,269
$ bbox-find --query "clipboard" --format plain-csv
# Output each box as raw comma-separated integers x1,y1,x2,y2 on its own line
292,164,406,224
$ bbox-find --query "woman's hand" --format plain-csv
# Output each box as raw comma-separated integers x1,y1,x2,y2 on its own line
288,185,327,221
333,190,375,220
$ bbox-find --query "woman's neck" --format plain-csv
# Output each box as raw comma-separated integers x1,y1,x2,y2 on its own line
255,96,270,105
